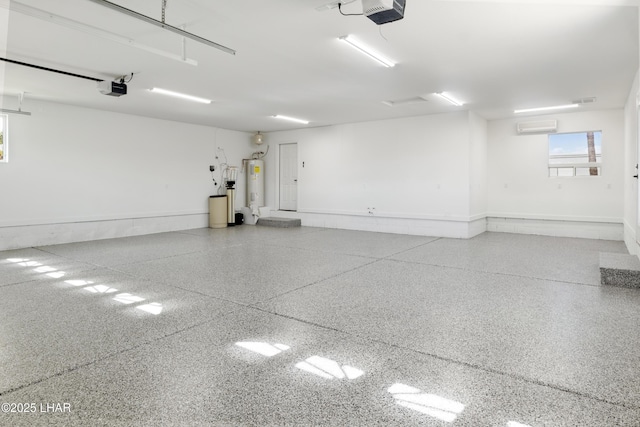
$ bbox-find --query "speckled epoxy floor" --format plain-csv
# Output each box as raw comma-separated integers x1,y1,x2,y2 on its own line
1,227,639,426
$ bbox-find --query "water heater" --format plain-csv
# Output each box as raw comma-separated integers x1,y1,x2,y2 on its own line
246,159,264,209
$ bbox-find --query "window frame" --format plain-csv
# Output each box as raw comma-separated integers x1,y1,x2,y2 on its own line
548,130,602,178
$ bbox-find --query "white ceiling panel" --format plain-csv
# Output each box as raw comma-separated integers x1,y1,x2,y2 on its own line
0,0,637,131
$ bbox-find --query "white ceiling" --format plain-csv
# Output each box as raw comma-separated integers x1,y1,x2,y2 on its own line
0,0,638,132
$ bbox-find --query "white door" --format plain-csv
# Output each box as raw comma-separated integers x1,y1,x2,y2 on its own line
279,143,298,211
636,104,640,246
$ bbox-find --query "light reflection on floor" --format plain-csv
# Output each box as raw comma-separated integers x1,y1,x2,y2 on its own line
295,355,364,380
235,342,291,357
388,383,465,423
65,280,95,286
233,340,474,421
46,271,66,278
34,265,57,273
136,302,164,315
6,257,164,316
113,293,146,305
4,254,548,424
84,285,118,294
4,257,542,425
19,261,42,267
233,337,539,424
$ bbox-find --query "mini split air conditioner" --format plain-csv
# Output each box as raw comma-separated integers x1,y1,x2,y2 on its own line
516,119,558,134
362,0,406,25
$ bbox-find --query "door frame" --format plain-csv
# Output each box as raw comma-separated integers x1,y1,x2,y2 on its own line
636,94,640,246
277,142,298,211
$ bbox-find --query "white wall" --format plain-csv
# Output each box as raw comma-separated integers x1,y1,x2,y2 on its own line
487,109,625,239
0,99,252,250
264,112,487,238
469,111,488,218
0,1,6,107
621,7,640,255
2,97,632,249
623,70,639,255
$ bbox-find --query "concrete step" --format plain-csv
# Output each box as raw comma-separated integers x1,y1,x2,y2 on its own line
599,252,640,289
256,217,301,228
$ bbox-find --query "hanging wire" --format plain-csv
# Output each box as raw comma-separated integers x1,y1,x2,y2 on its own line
379,25,388,41
118,73,135,83
161,0,167,23
338,2,363,16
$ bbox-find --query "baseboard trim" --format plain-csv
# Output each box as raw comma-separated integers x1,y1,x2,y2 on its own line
1,211,625,251
487,216,623,240
270,210,487,238
0,213,208,251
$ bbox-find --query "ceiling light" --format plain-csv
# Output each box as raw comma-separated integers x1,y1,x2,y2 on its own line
338,35,396,68
435,92,464,107
253,132,264,145
273,115,309,125
149,88,211,104
514,104,579,114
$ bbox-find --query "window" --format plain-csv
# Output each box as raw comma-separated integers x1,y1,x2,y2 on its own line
548,131,601,177
0,114,6,162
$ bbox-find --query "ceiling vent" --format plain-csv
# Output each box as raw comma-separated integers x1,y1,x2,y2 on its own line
382,96,428,107
572,97,596,105
516,119,558,135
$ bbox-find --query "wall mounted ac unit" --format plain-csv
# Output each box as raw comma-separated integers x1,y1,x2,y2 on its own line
516,119,557,134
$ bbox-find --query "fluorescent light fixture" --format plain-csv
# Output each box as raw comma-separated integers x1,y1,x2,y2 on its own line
273,114,309,125
514,104,579,114
338,35,396,68
435,92,464,107
149,88,211,104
